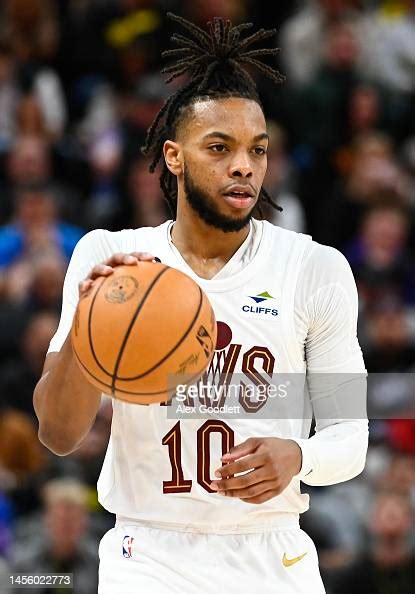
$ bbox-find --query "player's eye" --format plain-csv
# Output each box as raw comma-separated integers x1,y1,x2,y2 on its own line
209,144,227,153
254,146,267,156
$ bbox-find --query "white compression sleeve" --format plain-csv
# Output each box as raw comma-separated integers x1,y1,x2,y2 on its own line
292,243,368,486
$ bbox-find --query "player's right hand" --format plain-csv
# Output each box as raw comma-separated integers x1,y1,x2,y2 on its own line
78,252,158,298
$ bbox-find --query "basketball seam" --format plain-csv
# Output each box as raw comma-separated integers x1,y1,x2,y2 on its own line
114,284,204,382
73,348,116,392
88,276,113,377
73,347,205,397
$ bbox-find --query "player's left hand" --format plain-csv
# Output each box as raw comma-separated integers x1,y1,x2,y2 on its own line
210,437,302,504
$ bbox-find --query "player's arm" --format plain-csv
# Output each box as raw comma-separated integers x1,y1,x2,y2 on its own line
290,244,368,486
34,336,102,456
33,231,156,455
211,245,368,502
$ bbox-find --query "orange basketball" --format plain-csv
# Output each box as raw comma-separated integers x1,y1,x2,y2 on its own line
71,262,217,404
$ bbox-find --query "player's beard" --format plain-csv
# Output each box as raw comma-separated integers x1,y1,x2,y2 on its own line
183,164,254,233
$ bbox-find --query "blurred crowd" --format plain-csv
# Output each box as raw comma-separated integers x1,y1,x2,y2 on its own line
0,1,414,593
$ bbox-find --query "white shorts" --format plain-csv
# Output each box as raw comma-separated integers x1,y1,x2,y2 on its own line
98,516,326,594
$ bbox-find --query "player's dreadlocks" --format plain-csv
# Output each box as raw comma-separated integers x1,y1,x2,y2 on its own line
141,13,285,217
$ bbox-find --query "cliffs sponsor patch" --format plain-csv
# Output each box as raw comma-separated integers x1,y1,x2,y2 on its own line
242,291,278,317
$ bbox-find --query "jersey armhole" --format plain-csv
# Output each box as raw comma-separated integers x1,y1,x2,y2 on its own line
285,234,313,370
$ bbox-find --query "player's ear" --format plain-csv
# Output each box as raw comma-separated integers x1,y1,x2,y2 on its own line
164,140,183,176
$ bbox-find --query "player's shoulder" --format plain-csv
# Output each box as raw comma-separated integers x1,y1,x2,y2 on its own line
263,219,312,246
300,238,356,293
73,221,171,259
262,220,313,263
263,221,354,283
304,240,353,277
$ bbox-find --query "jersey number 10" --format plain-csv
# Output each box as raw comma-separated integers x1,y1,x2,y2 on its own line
162,420,234,494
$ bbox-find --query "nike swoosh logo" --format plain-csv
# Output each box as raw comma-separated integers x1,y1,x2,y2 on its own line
282,552,307,567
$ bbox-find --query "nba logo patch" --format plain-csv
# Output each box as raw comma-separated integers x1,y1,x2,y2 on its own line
122,535,134,558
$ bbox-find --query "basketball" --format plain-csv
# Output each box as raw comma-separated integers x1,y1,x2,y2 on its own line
71,262,217,404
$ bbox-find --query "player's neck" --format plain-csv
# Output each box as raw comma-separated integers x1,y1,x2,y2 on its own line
171,210,250,279
172,208,250,259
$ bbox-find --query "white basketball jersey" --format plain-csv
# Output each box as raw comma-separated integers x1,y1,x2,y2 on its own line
49,218,366,531
96,220,314,529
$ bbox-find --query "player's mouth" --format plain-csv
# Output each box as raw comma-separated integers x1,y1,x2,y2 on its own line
222,185,256,209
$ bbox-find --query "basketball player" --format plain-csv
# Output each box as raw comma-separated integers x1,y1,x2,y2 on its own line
33,14,368,594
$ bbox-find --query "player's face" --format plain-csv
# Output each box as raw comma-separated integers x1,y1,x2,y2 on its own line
179,97,268,232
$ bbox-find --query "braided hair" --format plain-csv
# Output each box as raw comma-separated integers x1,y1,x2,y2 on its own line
141,13,285,218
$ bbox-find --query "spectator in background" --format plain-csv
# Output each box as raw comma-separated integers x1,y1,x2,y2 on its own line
356,0,415,142
332,84,385,180
0,489,13,559
300,445,415,592
6,135,51,189
120,155,168,229
0,407,47,519
183,0,248,25
367,0,415,96
363,299,415,373
1,135,83,225
288,15,364,235
378,452,415,499
348,84,382,138
262,121,305,233
0,185,83,271
0,42,18,154
388,421,415,456
346,202,415,309
291,18,361,152
120,72,171,163
22,251,65,314
402,132,415,189
68,399,113,490
334,491,415,594
15,94,46,137
84,125,122,229
12,478,99,594
281,0,368,87
0,135,50,222
0,0,66,141
0,409,45,485
301,506,355,591
363,299,415,422
316,132,411,246
0,248,64,367
0,0,59,64
0,310,59,417
20,70,66,142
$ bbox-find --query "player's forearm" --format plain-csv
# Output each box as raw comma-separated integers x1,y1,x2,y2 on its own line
33,334,102,456
293,419,368,486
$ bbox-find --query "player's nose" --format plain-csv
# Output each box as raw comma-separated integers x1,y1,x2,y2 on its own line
229,152,253,178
